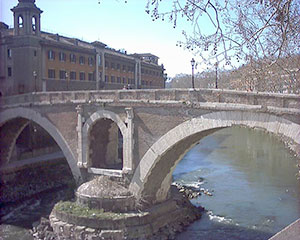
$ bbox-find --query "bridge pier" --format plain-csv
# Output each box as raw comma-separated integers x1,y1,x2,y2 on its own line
49,176,203,240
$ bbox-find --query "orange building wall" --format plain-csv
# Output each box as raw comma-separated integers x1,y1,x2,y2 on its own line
44,46,95,80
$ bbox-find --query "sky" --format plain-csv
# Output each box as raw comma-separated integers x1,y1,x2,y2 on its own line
0,0,204,78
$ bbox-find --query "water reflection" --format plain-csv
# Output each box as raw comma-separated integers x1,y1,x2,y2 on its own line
174,126,300,239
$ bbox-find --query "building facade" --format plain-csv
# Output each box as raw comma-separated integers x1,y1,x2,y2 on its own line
0,0,166,96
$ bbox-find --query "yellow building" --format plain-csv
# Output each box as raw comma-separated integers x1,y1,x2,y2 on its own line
0,0,166,96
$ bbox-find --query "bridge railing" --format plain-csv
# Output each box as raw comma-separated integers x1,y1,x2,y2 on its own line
1,89,299,109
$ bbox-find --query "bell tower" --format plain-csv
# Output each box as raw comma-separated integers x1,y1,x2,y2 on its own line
11,0,43,36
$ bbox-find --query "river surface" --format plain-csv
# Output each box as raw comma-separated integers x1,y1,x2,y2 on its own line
0,127,299,240
174,126,300,240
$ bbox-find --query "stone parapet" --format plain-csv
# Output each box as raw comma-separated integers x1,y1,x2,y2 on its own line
1,89,299,110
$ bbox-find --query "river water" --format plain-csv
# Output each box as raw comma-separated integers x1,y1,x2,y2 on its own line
174,126,300,240
1,127,299,239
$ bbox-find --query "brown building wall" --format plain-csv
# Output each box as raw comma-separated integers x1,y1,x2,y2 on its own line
104,55,135,86
141,64,164,88
44,46,96,81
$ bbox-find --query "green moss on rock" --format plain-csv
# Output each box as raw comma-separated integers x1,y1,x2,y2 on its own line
54,201,142,220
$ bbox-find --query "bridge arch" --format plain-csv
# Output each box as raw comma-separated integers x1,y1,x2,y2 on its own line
0,107,82,183
82,110,131,172
129,111,300,204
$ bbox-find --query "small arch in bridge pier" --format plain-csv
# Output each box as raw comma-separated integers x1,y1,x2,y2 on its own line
88,118,123,170
81,109,132,177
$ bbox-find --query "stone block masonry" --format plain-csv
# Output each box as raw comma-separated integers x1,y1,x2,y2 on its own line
48,186,203,240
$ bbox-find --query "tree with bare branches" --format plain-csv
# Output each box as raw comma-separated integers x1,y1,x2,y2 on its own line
145,0,299,66
98,0,299,92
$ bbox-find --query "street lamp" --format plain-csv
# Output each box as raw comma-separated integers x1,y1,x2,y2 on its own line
33,70,37,92
163,73,168,88
65,72,69,91
191,58,195,89
215,62,218,89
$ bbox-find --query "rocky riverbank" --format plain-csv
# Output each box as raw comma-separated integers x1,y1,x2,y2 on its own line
0,157,75,204
172,180,214,199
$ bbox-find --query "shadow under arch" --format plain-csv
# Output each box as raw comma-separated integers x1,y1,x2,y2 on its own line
0,107,82,183
129,111,300,204
81,109,130,171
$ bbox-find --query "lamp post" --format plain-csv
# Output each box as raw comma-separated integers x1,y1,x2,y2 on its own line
215,62,218,89
163,73,168,89
191,58,195,89
65,72,69,91
33,70,37,92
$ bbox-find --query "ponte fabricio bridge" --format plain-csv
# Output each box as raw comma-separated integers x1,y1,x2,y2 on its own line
1,88,299,204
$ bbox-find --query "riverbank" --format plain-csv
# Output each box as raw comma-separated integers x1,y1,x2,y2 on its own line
0,154,75,204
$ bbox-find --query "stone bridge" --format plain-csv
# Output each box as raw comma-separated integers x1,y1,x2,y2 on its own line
1,88,300,204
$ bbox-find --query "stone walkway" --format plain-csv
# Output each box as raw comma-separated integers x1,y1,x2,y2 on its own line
269,219,300,240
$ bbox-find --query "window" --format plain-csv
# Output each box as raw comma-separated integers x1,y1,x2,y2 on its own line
34,50,37,57
88,72,94,81
99,72,102,81
98,55,102,66
18,15,23,28
70,71,76,80
117,77,121,83
141,80,145,85
48,50,55,60
105,75,108,82
128,78,134,84
70,53,76,63
117,63,120,70
32,16,36,32
105,61,109,68
111,62,115,69
122,65,126,71
59,52,66,62
80,72,85,81
122,77,126,84
111,76,115,83
79,56,85,65
88,57,94,66
150,81,152,86
7,49,12,58
59,70,66,79
8,67,12,77
48,69,55,79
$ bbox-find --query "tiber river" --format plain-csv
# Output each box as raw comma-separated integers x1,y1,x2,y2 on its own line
0,126,299,240
174,126,300,240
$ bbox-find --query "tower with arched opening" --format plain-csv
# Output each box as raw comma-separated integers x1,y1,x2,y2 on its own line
11,0,42,36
